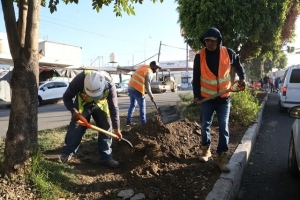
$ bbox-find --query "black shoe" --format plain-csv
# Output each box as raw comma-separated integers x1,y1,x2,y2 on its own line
59,154,72,164
103,159,120,168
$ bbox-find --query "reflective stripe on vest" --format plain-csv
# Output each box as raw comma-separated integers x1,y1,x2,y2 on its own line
129,65,152,94
199,47,231,98
77,70,110,116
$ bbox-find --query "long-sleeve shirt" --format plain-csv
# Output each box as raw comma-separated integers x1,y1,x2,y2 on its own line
128,71,154,99
193,48,245,103
63,72,120,129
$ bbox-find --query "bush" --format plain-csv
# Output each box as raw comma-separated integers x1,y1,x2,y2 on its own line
230,88,262,126
178,89,262,126
178,92,200,122
178,92,194,103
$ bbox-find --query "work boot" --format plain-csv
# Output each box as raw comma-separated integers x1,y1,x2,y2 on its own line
59,153,72,164
199,146,212,162
102,159,120,168
126,121,137,126
217,152,231,173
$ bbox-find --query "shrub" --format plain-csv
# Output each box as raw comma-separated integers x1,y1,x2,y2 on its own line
230,88,262,126
178,89,262,126
178,92,200,122
178,92,194,103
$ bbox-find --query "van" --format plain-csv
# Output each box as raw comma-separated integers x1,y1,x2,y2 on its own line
278,65,300,112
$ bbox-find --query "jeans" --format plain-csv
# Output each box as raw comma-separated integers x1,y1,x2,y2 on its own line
62,102,113,162
126,88,146,123
200,100,230,155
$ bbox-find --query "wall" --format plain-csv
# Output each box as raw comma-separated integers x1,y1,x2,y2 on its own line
0,69,12,102
39,41,82,66
158,60,193,86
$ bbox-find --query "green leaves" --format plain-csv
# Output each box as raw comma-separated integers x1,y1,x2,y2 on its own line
48,0,59,13
47,0,161,17
230,89,262,126
176,0,299,63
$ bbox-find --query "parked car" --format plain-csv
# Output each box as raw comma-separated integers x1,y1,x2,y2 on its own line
278,65,300,112
115,82,128,97
38,81,69,106
288,106,300,176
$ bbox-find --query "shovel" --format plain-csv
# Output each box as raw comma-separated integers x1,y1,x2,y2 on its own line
75,112,133,148
159,80,245,124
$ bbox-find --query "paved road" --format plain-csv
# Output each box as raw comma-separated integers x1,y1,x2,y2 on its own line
0,90,191,138
236,92,300,199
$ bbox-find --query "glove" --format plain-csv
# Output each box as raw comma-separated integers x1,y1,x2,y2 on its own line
150,97,155,102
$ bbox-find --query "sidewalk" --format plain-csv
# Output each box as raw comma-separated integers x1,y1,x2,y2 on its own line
205,94,269,200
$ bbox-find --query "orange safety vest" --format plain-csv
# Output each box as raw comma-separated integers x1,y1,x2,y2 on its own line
199,46,231,98
129,65,152,94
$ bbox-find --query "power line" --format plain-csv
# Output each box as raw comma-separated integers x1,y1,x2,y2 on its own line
162,43,186,50
134,53,159,66
41,19,143,47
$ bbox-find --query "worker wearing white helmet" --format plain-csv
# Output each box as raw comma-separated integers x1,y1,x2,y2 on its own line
61,70,122,168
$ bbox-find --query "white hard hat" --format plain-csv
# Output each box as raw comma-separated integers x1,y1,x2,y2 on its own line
84,71,106,100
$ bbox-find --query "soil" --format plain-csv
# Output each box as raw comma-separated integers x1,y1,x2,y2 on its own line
0,90,268,200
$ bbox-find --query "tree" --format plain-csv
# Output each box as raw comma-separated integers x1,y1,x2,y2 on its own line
1,0,163,178
175,0,299,63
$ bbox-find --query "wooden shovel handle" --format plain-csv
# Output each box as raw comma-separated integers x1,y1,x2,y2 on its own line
75,112,133,148
187,80,245,107
76,114,119,139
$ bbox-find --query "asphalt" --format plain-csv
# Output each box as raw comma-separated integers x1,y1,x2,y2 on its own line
1,95,268,200
205,94,268,200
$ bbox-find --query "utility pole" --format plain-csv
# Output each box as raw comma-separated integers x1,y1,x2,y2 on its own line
156,41,162,81
158,41,162,62
186,40,188,72
132,55,134,66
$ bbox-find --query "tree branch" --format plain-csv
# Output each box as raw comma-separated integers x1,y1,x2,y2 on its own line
1,0,21,59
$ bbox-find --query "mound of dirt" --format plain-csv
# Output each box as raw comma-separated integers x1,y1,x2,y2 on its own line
114,115,203,177
69,112,244,200
0,111,246,200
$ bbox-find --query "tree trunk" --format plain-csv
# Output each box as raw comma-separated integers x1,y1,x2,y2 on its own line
3,53,39,176
1,0,40,177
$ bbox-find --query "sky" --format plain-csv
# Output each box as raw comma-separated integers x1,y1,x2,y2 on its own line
286,16,300,66
1,1,188,67
0,1,299,67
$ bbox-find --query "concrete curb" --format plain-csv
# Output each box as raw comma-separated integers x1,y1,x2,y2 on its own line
205,94,268,200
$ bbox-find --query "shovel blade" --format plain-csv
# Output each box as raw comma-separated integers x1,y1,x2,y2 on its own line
158,105,183,124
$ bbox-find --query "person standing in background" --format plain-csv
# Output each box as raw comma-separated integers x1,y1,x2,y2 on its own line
126,61,161,126
269,77,274,92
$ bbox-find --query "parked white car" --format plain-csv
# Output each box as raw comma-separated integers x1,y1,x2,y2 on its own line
278,65,300,112
115,82,129,97
288,106,300,176
38,81,69,106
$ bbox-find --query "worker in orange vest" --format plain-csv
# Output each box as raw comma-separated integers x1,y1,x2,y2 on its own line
126,61,161,126
193,27,245,173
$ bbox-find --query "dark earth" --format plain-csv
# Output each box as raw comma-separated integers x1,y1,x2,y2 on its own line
0,90,267,200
